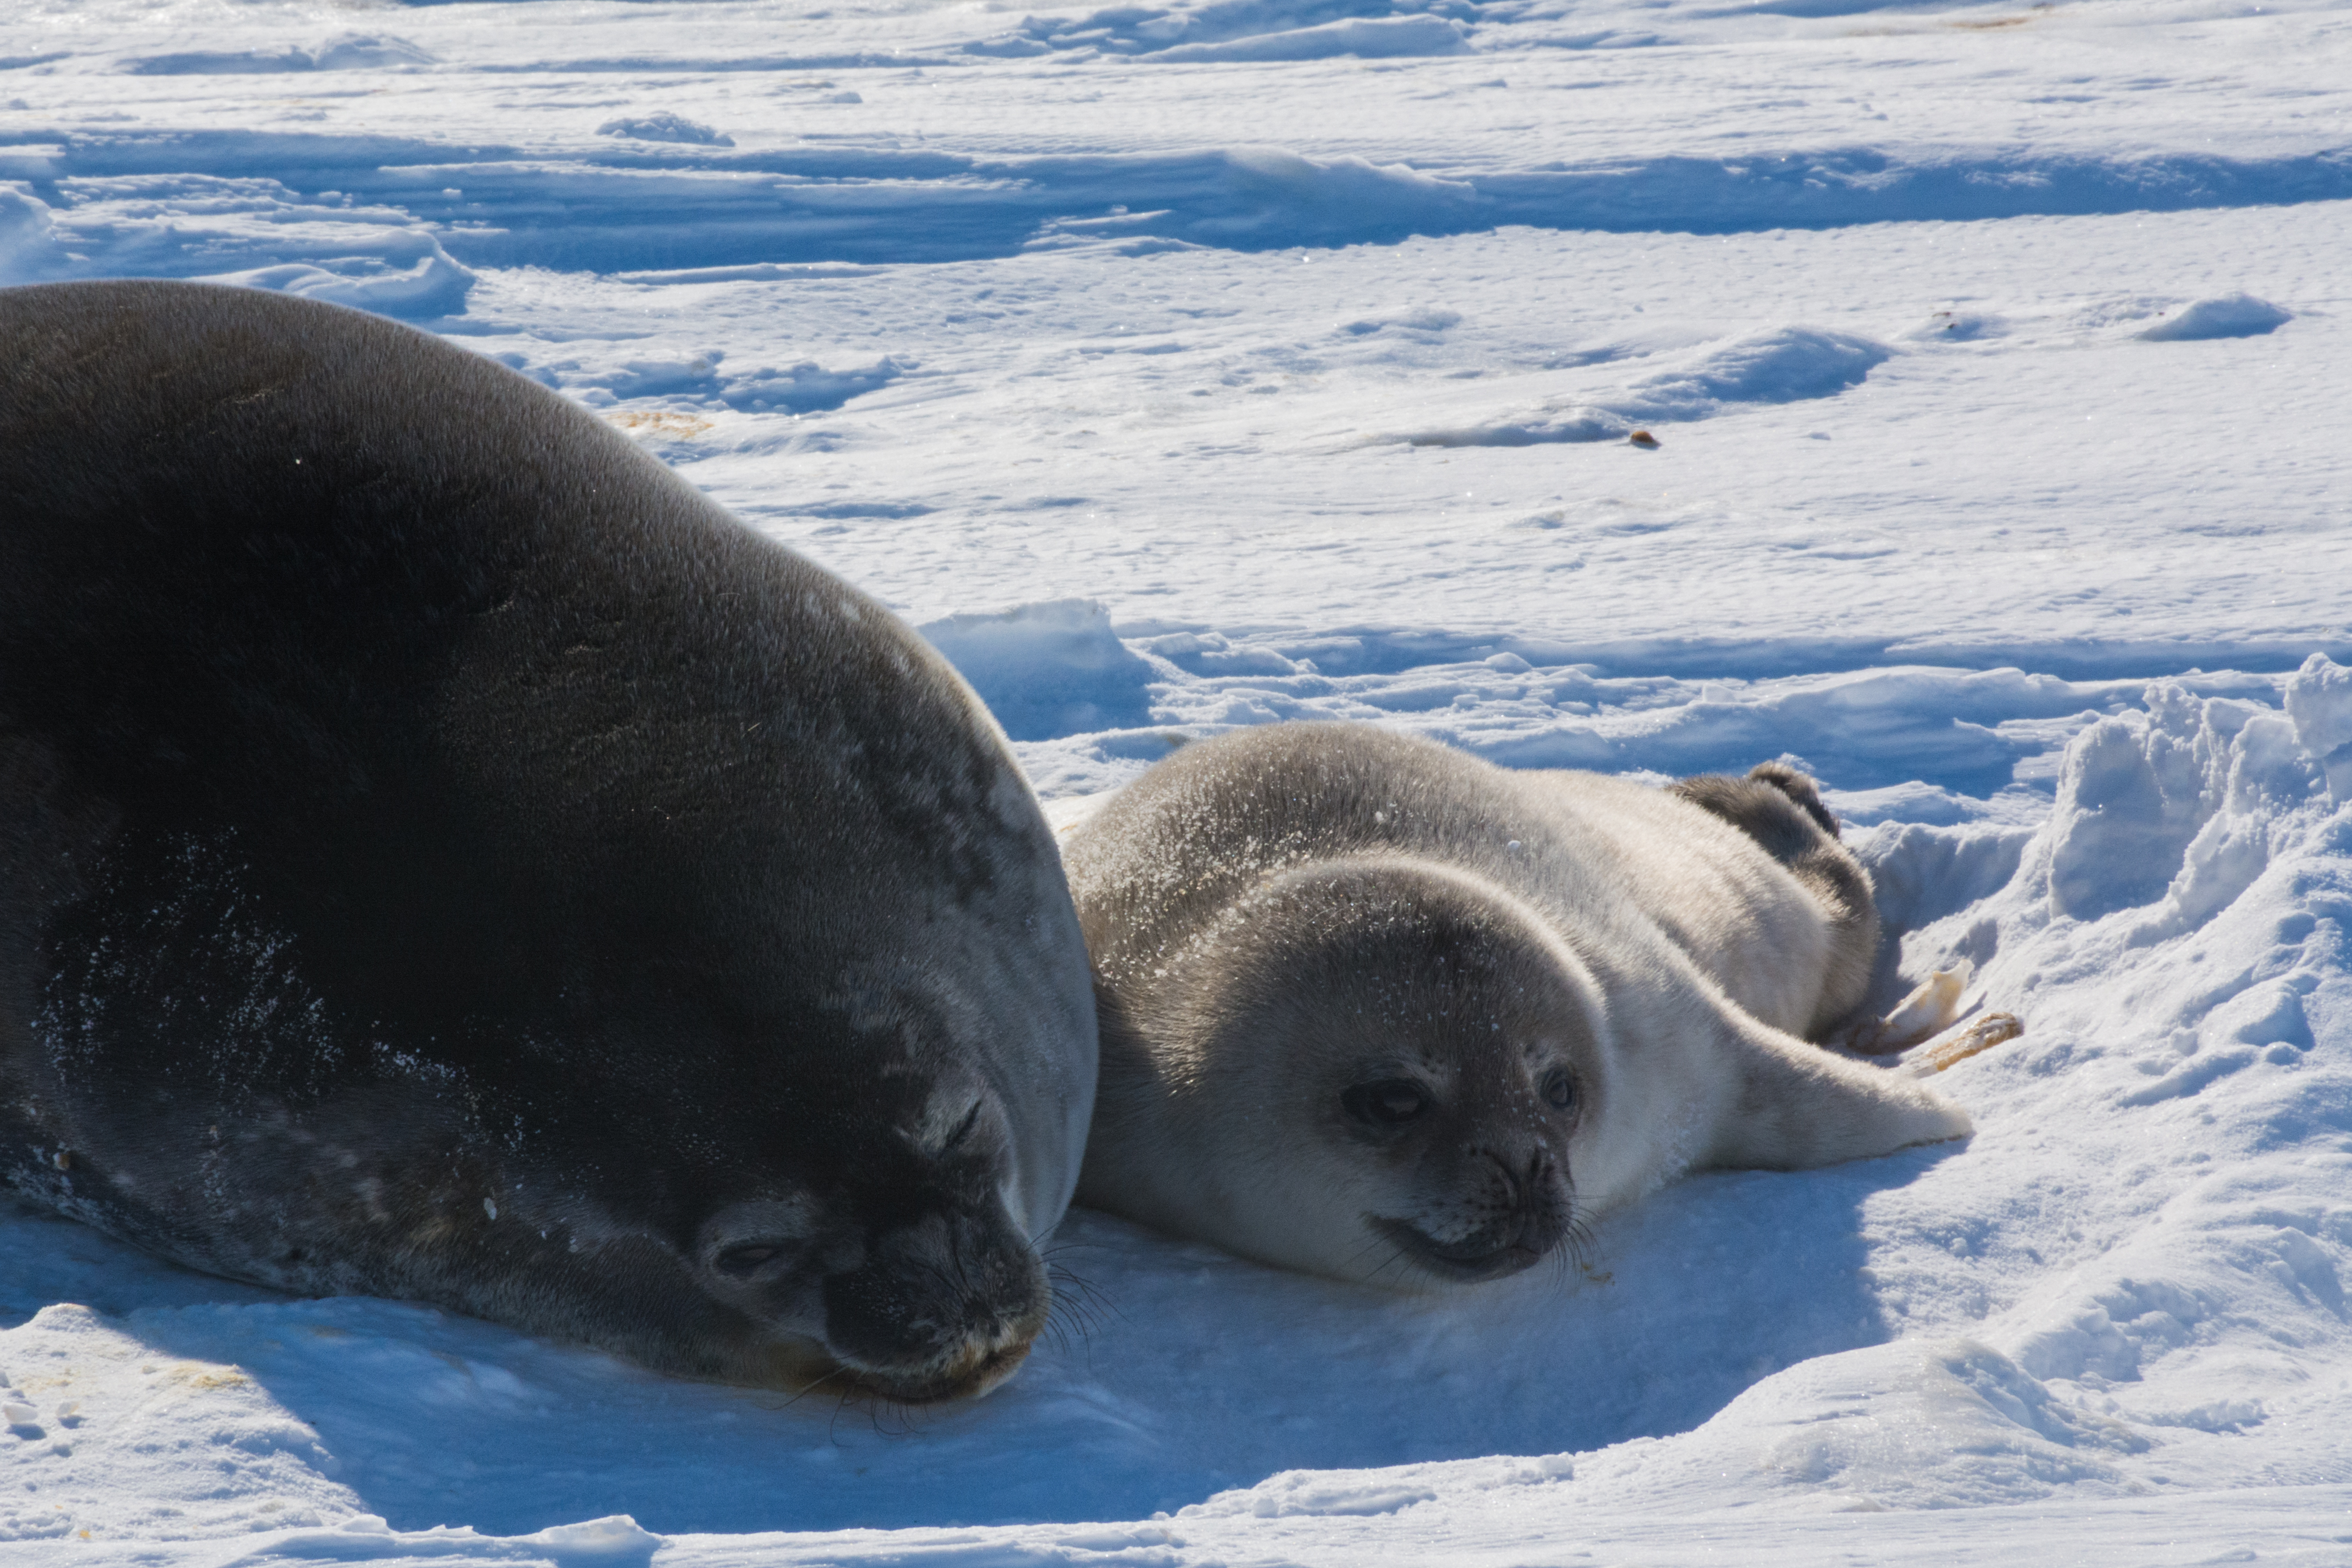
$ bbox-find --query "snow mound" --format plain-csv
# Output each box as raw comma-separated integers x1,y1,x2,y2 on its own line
975,0,1448,59
1405,326,1890,446
919,600,1159,741
484,347,906,416
0,182,476,320
2138,292,2292,342
2044,680,2323,927
2287,650,2352,799
122,35,435,75
1155,15,1471,62
595,112,735,148
205,249,476,321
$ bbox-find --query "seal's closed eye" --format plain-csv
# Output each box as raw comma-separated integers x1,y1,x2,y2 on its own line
1344,1079,1434,1127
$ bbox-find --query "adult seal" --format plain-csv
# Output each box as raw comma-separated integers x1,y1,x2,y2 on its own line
1065,724,2004,1288
0,280,1097,1402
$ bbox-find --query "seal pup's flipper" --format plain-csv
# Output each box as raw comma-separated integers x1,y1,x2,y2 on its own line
1840,961,1975,1055
1900,1012,2026,1078
1703,1016,1975,1172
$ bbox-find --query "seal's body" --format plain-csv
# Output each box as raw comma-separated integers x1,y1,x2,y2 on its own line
1065,724,1966,1288
0,281,1095,1402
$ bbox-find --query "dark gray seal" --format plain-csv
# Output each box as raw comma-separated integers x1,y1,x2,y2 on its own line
0,280,1095,1402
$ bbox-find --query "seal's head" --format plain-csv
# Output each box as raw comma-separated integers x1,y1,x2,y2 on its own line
1085,857,1605,1289
688,1072,1052,1403
517,961,1079,1405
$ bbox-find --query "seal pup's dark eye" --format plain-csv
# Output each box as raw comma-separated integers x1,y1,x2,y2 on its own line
1344,1079,1433,1126
713,1243,786,1276
1541,1068,1578,1112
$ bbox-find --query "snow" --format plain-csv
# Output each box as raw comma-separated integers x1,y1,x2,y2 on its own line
5,0,2352,1560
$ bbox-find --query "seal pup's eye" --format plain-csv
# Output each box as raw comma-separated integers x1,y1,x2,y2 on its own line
1541,1068,1578,1112
713,1243,787,1276
1343,1079,1433,1127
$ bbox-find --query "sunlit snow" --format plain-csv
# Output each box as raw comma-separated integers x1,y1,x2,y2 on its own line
4,0,2351,1561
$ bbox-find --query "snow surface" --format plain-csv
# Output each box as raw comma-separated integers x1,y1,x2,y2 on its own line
5,0,2352,1561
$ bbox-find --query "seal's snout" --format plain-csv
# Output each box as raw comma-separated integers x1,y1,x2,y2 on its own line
820,1206,1051,1403
1373,1144,1573,1283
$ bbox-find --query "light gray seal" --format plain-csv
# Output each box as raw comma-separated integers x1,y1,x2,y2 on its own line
0,280,1095,1402
1064,724,1973,1288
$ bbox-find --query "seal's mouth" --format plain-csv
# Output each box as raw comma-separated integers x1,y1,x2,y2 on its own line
1369,1213,1558,1283
837,1322,1038,1405
847,1334,1035,1405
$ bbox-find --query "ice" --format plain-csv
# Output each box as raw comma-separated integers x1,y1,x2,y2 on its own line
5,0,2352,1559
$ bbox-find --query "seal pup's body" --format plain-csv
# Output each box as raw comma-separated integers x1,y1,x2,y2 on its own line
0,280,1096,1401
1065,724,1969,1288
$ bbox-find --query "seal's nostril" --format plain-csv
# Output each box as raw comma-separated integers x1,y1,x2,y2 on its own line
1476,1146,1541,1205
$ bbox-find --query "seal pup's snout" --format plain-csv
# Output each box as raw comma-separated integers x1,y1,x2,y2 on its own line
819,1205,1051,1404
1372,1143,1573,1283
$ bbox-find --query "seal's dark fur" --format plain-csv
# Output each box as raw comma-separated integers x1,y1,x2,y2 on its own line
0,280,1094,1400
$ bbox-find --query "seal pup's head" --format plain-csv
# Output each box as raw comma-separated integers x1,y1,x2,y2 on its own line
1082,856,1606,1289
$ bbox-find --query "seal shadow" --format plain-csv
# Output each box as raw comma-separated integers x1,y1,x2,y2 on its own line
2,1131,1958,1537
0,809,2000,1537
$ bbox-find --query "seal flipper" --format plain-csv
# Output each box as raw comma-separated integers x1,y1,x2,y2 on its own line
1702,1015,1972,1172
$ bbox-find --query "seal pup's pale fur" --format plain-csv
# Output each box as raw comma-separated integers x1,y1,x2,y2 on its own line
0,281,1096,1402
1064,724,1977,1288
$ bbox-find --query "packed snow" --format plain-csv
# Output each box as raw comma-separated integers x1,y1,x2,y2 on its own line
5,0,2352,1561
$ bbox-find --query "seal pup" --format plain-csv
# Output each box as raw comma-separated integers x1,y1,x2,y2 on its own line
0,280,1095,1402
1064,724,1988,1288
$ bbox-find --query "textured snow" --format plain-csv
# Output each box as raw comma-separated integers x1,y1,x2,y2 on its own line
5,0,2352,1561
